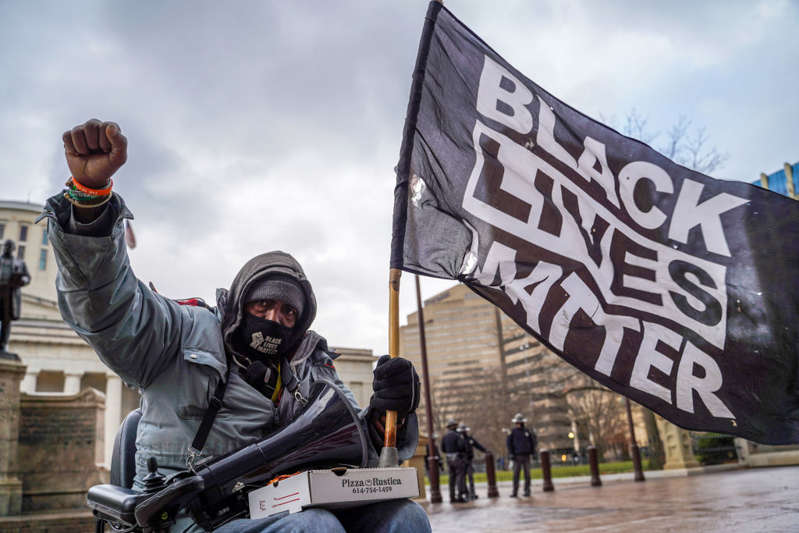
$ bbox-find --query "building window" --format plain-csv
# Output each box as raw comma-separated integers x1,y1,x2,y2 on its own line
17,245,25,260
41,228,48,245
39,249,47,270
35,371,65,393
81,373,108,394
19,225,28,242
0,222,5,239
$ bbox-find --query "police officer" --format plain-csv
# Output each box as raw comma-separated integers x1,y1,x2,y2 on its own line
424,435,443,478
506,413,537,497
440,419,467,503
458,424,488,501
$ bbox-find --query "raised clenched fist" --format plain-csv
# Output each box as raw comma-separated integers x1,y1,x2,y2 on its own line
63,119,127,189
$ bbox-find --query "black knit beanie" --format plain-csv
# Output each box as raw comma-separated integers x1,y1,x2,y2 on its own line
245,277,305,317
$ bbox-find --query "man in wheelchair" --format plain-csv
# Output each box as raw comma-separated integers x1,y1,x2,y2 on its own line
41,119,431,532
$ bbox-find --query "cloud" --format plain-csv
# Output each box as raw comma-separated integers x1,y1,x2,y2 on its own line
1,0,796,353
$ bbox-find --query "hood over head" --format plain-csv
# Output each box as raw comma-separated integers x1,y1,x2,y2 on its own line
218,251,317,365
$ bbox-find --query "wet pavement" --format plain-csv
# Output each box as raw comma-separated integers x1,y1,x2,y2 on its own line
420,466,799,532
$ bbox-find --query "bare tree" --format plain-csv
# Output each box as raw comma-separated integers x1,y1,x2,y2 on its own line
603,110,729,175
564,384,627,460
429,367,526,459
624,108,657,144
661,115,689,161
643,409,666,469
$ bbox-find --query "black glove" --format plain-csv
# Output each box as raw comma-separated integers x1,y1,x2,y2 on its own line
369,355,421,419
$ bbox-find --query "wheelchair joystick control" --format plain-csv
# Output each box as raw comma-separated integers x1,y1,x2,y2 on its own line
142,456,167,495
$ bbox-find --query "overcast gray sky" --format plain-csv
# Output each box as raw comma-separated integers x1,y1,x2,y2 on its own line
2,0,797,355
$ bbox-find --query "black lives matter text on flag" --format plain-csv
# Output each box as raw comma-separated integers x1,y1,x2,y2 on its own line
391,2,799,444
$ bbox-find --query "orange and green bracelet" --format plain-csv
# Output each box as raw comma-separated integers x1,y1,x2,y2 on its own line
63,177,113,208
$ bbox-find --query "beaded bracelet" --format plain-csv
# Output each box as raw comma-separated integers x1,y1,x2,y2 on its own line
66,186,96,201
63,176,113,208
63,190,112,208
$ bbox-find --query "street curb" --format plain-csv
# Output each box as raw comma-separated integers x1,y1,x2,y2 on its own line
447,463,745,493
427,463,747,492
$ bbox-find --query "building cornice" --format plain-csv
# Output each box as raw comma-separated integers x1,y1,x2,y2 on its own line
0,199,44,214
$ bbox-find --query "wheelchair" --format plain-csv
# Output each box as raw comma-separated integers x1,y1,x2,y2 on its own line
87,380,368,532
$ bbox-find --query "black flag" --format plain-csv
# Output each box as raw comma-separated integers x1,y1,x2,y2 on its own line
391,2,799,444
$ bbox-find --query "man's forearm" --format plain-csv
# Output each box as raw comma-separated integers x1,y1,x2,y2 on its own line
72,204,107,225
67,202,114,237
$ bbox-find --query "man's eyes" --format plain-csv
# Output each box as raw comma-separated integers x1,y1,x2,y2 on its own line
253,300,297,317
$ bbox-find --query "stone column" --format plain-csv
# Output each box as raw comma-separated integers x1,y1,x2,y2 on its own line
104,374,123,467
734,437,753,466
656,417,699,469
0,357,26,515
19,372,37,394
64,372,82,395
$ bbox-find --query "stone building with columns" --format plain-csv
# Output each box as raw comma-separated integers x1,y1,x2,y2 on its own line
2,199,137,468
2,199,377,471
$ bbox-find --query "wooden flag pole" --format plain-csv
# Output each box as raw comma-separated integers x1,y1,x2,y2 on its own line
386,268,402,442
378,268,403,467
380,0,444,467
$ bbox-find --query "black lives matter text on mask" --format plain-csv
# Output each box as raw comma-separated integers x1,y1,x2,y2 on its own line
459,55,749,422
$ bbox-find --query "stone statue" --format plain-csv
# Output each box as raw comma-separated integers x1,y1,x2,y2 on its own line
0,239,30,358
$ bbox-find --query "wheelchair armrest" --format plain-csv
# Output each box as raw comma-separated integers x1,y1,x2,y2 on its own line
87,484,148,526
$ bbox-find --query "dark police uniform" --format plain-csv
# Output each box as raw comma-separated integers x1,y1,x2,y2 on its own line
462,432,487,500
441,428,467,503
506,425,537,497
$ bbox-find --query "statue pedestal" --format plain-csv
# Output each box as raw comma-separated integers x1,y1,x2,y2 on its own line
656,416,699,469
0,350,21,362
0,357,26,515
0,477,22,516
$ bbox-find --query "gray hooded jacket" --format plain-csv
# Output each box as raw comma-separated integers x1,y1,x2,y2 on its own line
39,192,418,490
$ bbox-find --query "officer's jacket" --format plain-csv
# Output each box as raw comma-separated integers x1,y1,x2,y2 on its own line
39,193,418,489
441,429,466,457
463,436,487,460
507,426,537,456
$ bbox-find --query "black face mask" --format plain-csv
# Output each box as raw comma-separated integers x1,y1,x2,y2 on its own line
238,315,298,358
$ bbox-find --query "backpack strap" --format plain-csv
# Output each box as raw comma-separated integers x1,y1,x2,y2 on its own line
280,356,308,407
187,369,229,471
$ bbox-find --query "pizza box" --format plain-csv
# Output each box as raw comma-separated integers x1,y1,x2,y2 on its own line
248,467,419,519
